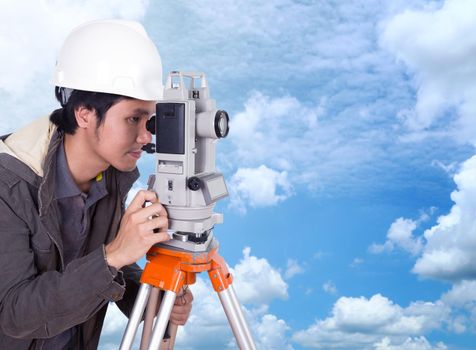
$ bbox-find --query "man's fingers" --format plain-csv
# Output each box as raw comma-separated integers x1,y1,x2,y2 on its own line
131,202,168,223
170,303,192,325
170,306,191,323
127,190,158,212
170,305,189,315
169,316,187,326
141,215,168,233
184,289,193,302
149,231,170,245
174,296,187,306
169,289,192,326
177,289,193,305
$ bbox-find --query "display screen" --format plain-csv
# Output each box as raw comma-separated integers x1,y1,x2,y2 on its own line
205,176,228,200
156,103,185,154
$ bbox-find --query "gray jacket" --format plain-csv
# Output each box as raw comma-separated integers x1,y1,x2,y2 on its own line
0,116,142,349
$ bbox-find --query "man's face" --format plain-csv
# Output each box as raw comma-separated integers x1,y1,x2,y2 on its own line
90,98,155,172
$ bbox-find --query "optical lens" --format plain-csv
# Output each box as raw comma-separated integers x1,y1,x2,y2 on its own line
214,110,230,138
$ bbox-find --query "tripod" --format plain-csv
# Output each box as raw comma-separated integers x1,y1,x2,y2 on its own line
119,237,257,350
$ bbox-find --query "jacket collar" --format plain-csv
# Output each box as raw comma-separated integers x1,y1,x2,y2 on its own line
0,116,140,208
0,116,55,179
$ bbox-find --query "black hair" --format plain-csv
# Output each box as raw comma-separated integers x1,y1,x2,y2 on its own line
49,88,131,134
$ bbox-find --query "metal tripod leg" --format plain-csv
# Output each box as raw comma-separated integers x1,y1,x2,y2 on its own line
140,287,161,350
120,283,152,350
218,284,257,350
147,290,177,350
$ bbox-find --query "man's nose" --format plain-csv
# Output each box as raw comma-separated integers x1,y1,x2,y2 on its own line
137,122,152,144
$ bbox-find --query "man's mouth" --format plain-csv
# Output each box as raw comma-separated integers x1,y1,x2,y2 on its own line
128,150,143,159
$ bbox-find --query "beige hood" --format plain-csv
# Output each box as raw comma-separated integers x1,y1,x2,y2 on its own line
0,116,57,177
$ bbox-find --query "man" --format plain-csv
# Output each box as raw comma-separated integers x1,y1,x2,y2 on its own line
0,20,192,349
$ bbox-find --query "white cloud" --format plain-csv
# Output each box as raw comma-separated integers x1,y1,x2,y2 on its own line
227,91,379,196
333,295,401,333
381,0,476,145
322,281,337,295
230,92,320,158
404,301,451,333
230,247,288,305
224,90,385,213
439,280,476,334
284,259,305,279
369,242,391,255
370,217,424,256
413,155,476,281
351,258,364,268
229,165,293,214
293,294,449,349
387,218,421,255
447,315,467,335
254,314,294,350
441,280,476,308
373,336,447,350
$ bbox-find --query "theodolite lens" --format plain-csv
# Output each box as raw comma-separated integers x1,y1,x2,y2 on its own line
215,110,230,138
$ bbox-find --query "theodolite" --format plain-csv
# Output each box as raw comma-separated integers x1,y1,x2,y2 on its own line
119,72,256,350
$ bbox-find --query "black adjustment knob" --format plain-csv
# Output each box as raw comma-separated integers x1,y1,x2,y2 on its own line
142,143,156,154
187,177,202,191
146,115,156,135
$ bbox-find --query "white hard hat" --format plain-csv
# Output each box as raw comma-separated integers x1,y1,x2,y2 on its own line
53,19,163,101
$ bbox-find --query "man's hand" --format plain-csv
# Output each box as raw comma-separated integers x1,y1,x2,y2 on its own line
170,288,193,325
105,190,169,269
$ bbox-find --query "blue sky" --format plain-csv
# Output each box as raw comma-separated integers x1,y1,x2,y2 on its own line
1,0,476,349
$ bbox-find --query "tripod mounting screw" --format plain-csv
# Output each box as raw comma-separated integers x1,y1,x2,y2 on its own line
187,176,202,191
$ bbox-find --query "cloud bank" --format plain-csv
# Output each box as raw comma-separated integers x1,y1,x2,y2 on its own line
293,294,449,349
381,0,476,145
413,155,476,281
380,0,476,283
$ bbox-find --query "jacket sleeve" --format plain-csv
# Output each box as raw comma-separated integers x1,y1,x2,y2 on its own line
0,197,126,339
115,263,143,318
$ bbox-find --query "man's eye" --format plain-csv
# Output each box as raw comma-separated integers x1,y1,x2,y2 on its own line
128,116,140,124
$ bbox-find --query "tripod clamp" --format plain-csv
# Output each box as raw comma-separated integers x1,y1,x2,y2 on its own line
119,237,256,350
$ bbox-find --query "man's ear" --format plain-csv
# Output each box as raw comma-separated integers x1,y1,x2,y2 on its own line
74,106,95,129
